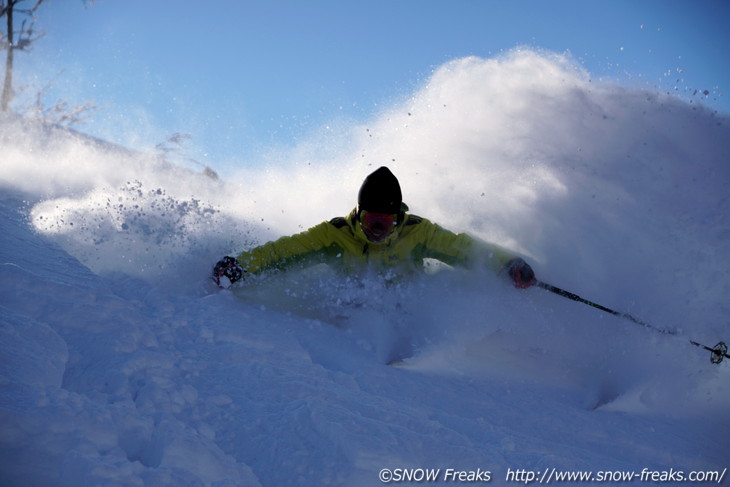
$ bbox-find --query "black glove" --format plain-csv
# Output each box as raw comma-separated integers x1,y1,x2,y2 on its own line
503,258,536,289
212,256,244,288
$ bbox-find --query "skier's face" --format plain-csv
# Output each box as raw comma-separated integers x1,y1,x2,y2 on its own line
360,210,397,242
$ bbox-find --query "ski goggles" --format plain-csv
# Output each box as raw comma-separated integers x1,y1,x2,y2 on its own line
360,210,398,231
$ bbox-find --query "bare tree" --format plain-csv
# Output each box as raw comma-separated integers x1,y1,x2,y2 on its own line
1,0,103,126
25,68,102,126
1,0,47,112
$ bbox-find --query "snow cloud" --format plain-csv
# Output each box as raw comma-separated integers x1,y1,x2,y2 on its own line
3,48,728,317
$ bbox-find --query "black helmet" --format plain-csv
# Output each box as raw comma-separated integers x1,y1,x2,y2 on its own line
357,166,402,214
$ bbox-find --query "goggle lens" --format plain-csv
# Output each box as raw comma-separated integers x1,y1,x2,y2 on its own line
360,211,397,242
361,211,396,229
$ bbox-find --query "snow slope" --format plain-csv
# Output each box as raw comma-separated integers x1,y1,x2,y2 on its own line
1,49,729,486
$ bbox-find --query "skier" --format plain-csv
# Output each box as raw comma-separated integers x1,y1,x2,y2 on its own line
212,166,536,289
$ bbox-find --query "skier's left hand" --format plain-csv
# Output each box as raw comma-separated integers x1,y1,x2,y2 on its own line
504,258,536,289
212,256,244,289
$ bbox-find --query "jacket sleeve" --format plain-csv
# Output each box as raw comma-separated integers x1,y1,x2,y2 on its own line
411,217,519,273
236,221,345,275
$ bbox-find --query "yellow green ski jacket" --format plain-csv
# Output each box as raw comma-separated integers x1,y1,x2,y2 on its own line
236,208,518,278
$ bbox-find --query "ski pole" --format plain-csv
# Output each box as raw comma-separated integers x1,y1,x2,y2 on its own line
536,281,729,364
689,340,729,365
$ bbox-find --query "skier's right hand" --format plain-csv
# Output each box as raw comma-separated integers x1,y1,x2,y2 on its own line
212,256,244,289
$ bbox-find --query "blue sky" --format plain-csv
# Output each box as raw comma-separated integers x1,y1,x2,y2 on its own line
16,0,730,172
